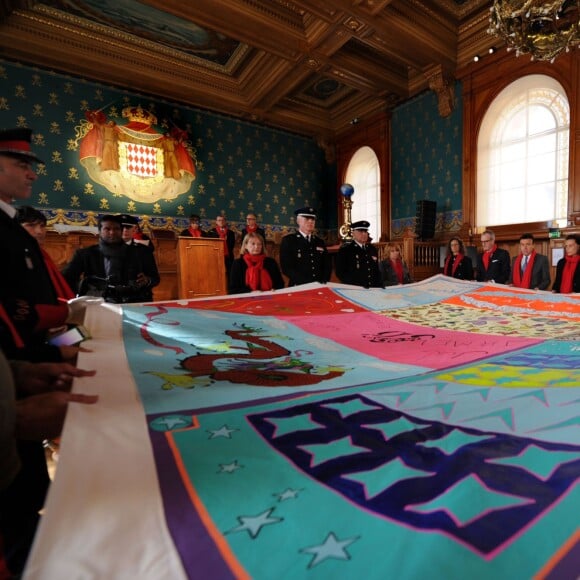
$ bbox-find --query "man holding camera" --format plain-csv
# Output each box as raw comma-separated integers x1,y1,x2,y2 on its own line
62,214,160,303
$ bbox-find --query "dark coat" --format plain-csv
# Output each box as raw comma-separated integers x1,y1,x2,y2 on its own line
476,247,511,284
62,242,160,303
0,207,58,306
229,256,285,294
0,207,67,357
335,241,382,288
552,257,580,293
206,227,236,275
508,253,551,290
443,254,474,280
241,227,266,241
379,259,412,286
279,231,332,286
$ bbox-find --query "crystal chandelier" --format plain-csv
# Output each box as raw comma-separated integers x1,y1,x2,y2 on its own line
488,0,580,62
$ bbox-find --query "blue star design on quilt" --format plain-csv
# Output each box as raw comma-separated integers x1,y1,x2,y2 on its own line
300,532,359,568
226,507,283,539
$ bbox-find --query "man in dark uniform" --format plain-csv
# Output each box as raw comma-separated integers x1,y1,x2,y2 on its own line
280,206,331,286
63,214,160,303
0,128,79,576
335,220,382,288
476,229,511,284
119,213,154,253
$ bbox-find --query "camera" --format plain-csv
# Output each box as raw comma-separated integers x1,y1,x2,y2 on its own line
78,275,141,304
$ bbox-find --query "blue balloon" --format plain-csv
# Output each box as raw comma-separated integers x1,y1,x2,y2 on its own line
340,183,354,197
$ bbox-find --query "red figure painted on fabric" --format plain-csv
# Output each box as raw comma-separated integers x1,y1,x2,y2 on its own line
178,324,347,387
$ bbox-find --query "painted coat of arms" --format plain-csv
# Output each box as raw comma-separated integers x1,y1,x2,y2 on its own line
78,105,196,203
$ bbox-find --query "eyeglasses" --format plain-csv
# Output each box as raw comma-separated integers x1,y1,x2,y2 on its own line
480,238,492,243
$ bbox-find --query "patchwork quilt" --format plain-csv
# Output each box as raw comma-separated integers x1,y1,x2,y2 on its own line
116,276,579,579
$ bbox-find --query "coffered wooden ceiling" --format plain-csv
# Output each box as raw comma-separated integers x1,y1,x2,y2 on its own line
0,0,495,139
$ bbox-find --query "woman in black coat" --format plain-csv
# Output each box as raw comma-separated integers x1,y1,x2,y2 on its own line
443,237,473,280
229,232,284,294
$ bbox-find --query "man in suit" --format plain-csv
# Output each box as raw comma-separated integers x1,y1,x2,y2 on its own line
63,214,160,303
508,233,550,290
0,127,93,576
0,129,69,322
207,214,236,278
476,229,511,284
241,212,266,241
335,220,382,288
280,206,332,286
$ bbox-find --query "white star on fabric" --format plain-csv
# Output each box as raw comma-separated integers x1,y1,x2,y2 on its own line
300,532,359,568
275,488,301,501
218,460,243,474
207,425,238,439
156,416,190,430
227,508,283,539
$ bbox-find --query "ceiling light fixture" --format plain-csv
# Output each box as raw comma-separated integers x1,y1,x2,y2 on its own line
488,0,580,63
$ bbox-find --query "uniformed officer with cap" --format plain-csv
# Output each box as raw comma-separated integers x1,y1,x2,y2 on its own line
118,213,154,252
335,220,383,288
279,206,332,286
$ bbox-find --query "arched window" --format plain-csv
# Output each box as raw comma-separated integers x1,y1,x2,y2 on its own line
344,146,381,241
477,75,569,227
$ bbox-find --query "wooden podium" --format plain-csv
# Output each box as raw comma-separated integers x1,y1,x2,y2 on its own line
177,237,227,299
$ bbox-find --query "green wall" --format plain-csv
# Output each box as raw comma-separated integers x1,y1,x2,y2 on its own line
390,82,463,237
0,59,336,236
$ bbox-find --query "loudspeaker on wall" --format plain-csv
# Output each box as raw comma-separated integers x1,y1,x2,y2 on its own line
415,200,436,240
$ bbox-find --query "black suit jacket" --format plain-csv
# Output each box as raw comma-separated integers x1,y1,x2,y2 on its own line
476,247,511,284
241,227,266,241
62,242,160,303
335,241,382,288
280,232,332,286
552,258,580,293
0,207,66,355
508,253,551,290
0,208,57,306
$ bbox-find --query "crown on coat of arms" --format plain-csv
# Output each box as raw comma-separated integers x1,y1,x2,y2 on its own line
122,105,157,126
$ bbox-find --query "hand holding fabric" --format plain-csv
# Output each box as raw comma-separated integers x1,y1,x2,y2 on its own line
66,296,104,325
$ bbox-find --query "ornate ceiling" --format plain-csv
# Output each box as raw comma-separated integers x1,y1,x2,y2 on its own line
0,0,495,140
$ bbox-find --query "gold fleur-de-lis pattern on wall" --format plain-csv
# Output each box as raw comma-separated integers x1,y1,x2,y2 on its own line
391,86,463,237
0,59,335,237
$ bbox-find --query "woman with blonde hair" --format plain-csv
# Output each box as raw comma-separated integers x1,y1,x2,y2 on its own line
229,232,284,294
379,242,412,286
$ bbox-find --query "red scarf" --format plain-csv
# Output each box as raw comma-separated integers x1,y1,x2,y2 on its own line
187,227,202,238
42,248,75,301
391,259,404,284
245,224,257,234
482,245,497,270
512,251,536,288
444,253,465,277
561,255,580,294
0,303,24,348
244,254,273,291
217,228,230,257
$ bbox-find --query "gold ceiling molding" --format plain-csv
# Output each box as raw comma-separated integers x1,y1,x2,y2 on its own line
28,3,250,74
